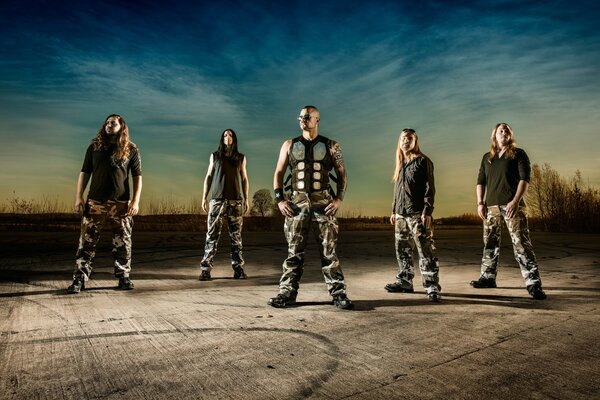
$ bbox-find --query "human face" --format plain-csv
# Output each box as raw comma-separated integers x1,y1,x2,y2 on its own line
495,125,511,149
223,130,234,146
105,116,122,135
400,132,416,153
298,109,318,130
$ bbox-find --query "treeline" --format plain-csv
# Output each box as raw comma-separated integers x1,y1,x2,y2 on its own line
526,163,600,232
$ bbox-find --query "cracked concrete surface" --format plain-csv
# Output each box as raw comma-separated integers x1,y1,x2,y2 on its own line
0,229,598,399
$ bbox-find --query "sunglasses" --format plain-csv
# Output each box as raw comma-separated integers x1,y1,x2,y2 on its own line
297,114,312,122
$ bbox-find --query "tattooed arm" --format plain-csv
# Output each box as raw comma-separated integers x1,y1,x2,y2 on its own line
324,140,347,216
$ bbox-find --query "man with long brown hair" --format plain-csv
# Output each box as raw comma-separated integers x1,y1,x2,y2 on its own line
386,128,441,302
67,114,142,294
471,122,546,300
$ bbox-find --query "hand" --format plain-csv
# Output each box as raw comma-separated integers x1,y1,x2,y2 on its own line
505,200,518,219
477,204,487,220
324,198,342,216
278,200,294,218
243,199,249,214
74,196,85,214
421,214,433,230
126,200,139,217
389,214,396,225
202,198,208,213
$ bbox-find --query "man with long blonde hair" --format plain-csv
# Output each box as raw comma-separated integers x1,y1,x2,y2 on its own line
386,128,441,302
67,114,142,294
471,122,546,300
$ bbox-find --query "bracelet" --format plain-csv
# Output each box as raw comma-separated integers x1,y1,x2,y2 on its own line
274,188,284,203
477,201,485,206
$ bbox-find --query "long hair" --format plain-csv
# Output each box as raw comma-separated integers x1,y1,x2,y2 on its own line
392,128,422,182
216,129,241,165
489,122,516,161
92,114,134,161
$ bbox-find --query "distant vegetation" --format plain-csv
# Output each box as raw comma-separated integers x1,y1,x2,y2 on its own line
2,164,598,232
526,163,600,233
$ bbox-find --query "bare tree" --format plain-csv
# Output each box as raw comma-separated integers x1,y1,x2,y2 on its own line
526,163,600,232
250,189,275,217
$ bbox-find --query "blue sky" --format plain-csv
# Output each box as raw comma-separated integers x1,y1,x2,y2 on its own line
1,0,599,216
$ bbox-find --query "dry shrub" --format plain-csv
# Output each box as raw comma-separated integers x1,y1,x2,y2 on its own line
526,163,600,232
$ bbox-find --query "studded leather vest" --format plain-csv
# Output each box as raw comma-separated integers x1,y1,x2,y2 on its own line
288,135,334,192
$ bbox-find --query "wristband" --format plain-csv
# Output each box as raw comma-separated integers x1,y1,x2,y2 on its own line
274,188,284,203
478,201,485,206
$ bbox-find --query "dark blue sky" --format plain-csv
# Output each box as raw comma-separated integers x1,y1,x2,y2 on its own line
1,0,599,215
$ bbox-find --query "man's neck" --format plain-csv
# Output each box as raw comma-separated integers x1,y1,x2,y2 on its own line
302,129,319,141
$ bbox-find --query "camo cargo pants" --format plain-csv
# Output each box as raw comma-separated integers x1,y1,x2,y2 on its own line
480,205,541,287
394,213,441,294
279,190,347,297
74,199,133,281
200,199,244,271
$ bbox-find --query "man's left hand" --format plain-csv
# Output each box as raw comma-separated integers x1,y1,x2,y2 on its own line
325,198,342,216
421,214,433,229
126,201,140,217
505,200,519,219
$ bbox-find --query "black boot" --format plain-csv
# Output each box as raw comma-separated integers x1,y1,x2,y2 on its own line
527,284,547,300
199,270,212,281
67,277,85,294
267,292,297,308
233,267,247,279
332,293,354,310
470,276,497,288
118,277,134,290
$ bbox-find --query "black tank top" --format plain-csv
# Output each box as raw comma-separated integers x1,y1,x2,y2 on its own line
210,152,244,200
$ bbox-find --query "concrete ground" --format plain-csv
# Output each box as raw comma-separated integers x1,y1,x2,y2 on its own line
0,228,599,399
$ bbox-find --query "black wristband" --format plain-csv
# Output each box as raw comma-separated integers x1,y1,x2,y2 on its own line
274,188,284,203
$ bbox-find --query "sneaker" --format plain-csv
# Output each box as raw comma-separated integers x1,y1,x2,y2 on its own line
428,292,442,302
332,293,354,310
527,284,547,300
199,270,212,281
233,267,247,279
67,277,85,294
384,282,415,293
267,292,297,308
118,277,134,290
470,276,497,288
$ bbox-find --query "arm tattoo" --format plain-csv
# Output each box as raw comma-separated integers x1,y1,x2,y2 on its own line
330,141,347,199
331,142,345,169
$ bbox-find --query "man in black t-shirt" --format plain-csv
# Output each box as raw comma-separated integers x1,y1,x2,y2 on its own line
471,123,546,300
199,129,249,281
67,114,142,294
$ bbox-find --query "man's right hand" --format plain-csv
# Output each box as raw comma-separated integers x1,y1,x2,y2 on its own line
278,200,294,218
74,197,85,214
389,214,396,225
202,198,209,213
477,204,487,220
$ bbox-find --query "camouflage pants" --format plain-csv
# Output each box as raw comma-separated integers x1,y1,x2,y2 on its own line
394,213,441,293
74,199,133,281
200,199,244,271
279,190,346,297
480,205,541,287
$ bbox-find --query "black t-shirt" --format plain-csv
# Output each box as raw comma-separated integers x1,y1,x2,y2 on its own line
81,143,142,202
210,152,244,200
477,148,530,206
